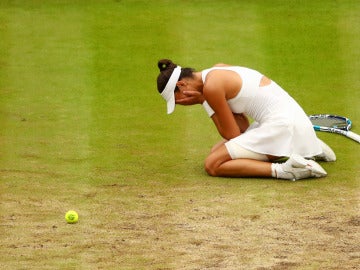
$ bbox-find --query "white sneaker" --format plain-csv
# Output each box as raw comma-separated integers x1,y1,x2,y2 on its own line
280,154,327,180
313,138,336,162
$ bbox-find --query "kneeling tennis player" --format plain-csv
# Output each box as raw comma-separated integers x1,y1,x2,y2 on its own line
156,59,335,180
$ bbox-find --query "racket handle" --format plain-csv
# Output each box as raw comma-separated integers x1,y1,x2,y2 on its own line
346,131,360,143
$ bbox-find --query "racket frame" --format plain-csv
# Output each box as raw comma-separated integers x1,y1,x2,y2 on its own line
309,114,360,143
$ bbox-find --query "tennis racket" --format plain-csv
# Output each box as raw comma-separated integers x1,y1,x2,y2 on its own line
309,114,360,143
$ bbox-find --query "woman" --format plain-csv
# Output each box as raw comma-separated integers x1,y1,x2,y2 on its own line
156,59,335,180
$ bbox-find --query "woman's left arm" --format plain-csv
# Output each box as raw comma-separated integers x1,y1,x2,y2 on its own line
175,90,204,105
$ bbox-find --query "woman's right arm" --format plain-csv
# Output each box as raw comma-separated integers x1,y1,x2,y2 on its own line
233,113,250,133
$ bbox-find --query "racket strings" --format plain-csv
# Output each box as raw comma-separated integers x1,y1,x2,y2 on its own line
312,119,346,127
310,117,349,130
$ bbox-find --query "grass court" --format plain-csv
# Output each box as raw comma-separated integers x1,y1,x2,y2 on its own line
0,0,359,269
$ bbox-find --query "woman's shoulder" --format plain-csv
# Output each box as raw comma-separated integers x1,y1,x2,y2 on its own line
202,64,240,88
212,63,231,67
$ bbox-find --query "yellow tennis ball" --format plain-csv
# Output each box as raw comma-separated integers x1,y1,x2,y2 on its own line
65,210,78,224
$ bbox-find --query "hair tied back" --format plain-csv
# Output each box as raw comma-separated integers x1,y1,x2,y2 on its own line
158,59,176,72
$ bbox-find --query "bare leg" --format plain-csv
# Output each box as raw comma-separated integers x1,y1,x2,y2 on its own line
211,139,228,153
216,159,272,177
205,144,272,177
205,143,327,180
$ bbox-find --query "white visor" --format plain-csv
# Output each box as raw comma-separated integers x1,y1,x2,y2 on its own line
160,66,182,114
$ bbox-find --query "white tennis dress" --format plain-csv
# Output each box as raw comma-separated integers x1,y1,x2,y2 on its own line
201,66,322,157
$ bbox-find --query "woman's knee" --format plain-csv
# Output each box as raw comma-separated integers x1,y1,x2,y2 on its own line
204,155,218,176
204,145,231,176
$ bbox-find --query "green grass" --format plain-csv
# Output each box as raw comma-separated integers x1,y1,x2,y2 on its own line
0,1,359,269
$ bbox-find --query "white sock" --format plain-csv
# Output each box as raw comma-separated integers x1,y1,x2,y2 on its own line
271,163,280,178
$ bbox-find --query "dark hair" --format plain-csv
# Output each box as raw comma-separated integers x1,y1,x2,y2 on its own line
156,59,195,93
